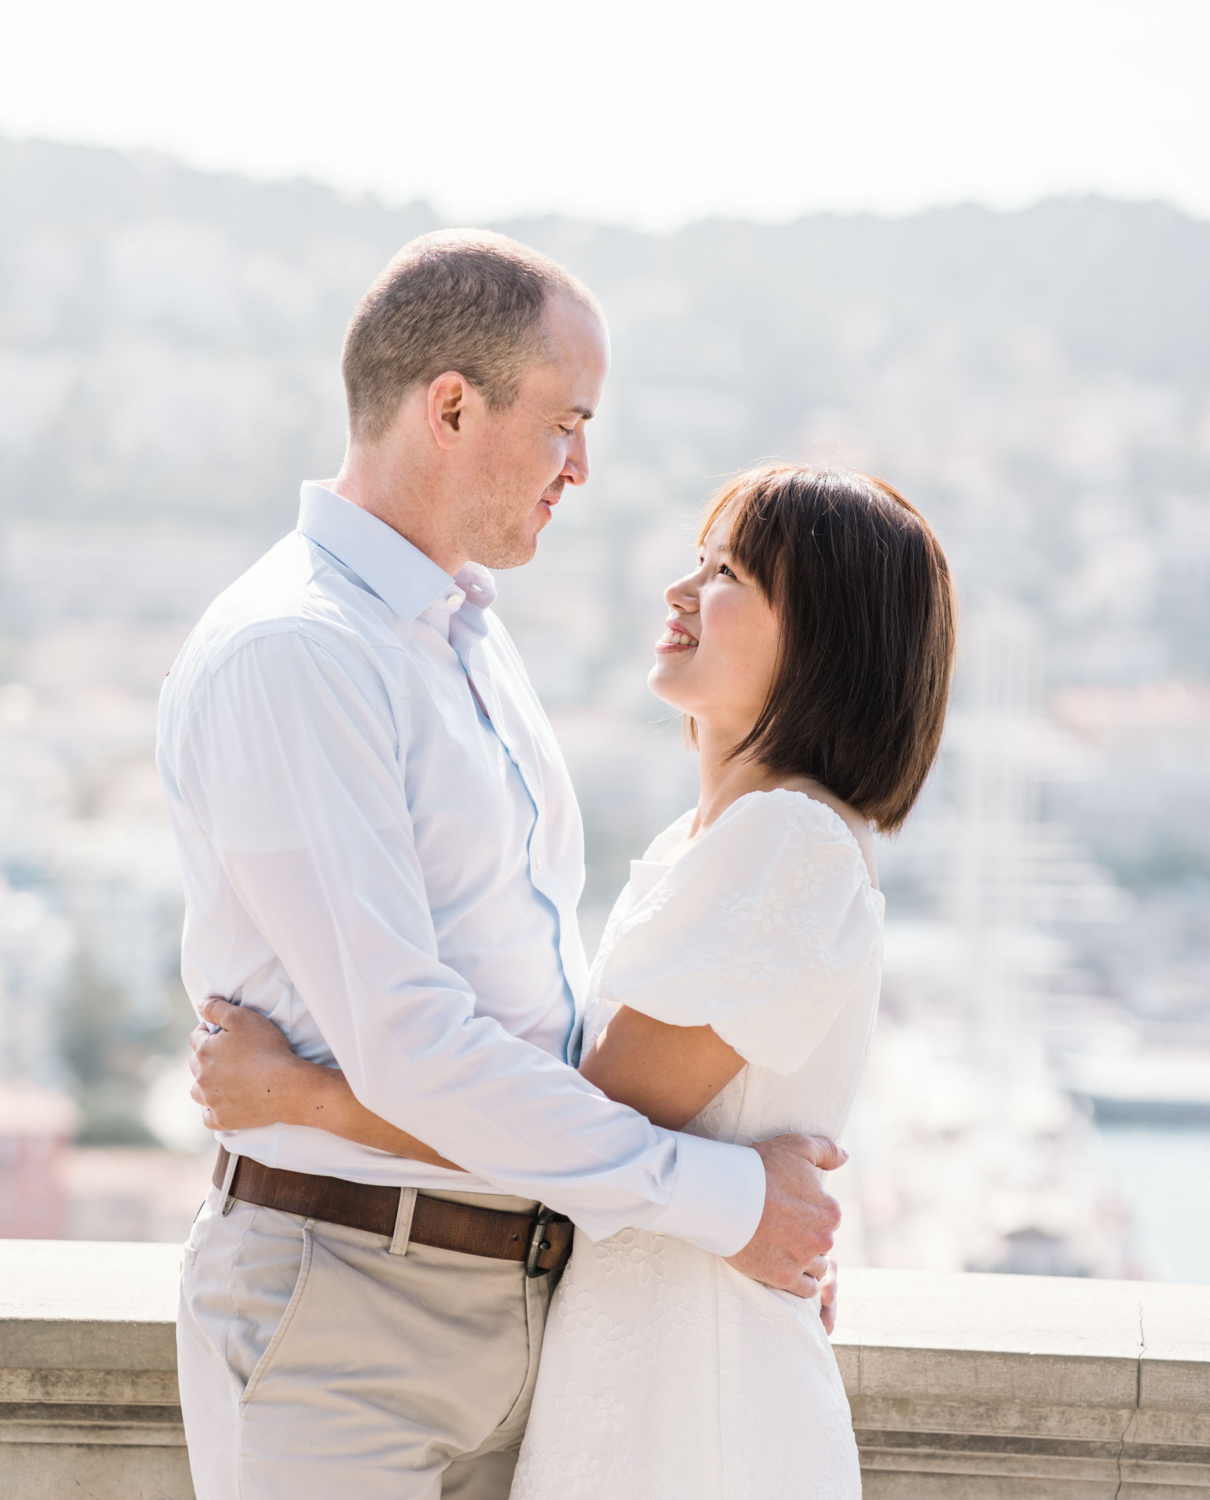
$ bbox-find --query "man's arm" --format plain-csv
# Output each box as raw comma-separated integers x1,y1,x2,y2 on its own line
579,1005,845,1293
188,990,845,1299
168,625,764,1252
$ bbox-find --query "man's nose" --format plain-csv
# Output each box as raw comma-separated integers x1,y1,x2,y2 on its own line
562,429,589,486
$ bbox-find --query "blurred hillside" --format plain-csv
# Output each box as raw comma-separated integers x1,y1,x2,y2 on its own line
1,139,1207,1263
4,139,1209,870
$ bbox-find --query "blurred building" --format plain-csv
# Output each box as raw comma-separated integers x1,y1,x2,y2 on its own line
0,141,1207,1265
0,1081,77,1238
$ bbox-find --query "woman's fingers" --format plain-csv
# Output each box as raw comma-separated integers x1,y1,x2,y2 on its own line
192,1083,222,1130
198,998,294,1056
199,995,240,1029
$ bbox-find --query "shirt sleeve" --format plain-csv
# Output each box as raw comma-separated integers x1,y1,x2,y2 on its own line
595,791,882,1075
171,624,765,1253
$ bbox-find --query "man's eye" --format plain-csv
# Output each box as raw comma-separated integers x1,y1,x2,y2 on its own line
559,423,576,436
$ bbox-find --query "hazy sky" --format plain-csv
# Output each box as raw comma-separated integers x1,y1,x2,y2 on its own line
2,0,1206,228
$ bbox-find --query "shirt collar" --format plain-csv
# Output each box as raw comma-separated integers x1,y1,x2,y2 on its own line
297,483,496,624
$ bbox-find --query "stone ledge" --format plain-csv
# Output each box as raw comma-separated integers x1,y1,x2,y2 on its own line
2,1243,1209,1498
835,1268,1210,1496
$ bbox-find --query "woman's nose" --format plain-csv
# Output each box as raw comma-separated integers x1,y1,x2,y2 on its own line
664,572,699,611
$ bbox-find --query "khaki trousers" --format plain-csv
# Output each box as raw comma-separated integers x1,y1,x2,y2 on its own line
177,1172,554,1500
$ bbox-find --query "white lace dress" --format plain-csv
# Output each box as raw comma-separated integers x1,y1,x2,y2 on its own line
510,789,883,1500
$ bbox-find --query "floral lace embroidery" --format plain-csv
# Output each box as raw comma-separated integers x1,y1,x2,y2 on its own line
512,791,877,1500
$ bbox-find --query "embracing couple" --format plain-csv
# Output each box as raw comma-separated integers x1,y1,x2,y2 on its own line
161,230,955,1499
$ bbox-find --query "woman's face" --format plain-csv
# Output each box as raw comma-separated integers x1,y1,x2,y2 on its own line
649,506,782,742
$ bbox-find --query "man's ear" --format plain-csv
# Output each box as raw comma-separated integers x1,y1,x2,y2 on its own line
425,371,470,451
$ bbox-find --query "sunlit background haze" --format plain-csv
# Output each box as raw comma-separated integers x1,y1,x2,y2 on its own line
1,0,1208,1280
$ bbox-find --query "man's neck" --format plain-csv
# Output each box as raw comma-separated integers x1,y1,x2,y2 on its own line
329,460,468,578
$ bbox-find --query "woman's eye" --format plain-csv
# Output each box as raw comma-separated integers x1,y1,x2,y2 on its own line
719,564,737,579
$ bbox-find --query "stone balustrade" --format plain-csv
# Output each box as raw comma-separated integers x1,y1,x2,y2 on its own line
2,1239,1208,1498
837,1267,1210,1496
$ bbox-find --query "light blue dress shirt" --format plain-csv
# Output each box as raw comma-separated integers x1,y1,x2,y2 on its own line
157,483,765,1251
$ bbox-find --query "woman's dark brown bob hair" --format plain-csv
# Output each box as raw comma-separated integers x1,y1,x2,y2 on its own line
698,463,956,833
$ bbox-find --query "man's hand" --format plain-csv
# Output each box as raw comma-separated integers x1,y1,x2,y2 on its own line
725,1133,846,1299
819,1257,838,1335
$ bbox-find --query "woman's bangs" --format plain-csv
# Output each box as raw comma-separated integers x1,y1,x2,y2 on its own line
697,467,791,600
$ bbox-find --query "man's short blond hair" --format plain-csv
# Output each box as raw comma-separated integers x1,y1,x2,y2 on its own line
341,229,601,443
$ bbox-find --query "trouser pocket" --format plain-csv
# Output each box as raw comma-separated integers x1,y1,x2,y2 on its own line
232,1222,542,1498
241,1221,317,1402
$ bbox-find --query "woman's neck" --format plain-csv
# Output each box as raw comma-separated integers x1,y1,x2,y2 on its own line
692,722,881,890
690,725,780,838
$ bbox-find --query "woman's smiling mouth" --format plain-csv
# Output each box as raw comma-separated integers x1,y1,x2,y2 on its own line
655,624,698,653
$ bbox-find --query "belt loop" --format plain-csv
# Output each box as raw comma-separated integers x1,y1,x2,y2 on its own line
219,1151,240,1216
389,1187,418,1256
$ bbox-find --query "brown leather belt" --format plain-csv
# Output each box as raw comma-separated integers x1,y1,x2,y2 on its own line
212,1147,572,1276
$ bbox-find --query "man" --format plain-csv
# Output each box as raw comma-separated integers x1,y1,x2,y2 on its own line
159,230,845,1499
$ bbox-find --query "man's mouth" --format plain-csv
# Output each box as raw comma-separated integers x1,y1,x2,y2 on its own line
536,488,562,524
655,625,698,654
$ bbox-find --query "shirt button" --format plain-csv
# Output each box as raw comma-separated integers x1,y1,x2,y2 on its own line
445,593,460,606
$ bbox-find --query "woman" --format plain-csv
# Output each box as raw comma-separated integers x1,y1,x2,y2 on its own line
191,463,955,1498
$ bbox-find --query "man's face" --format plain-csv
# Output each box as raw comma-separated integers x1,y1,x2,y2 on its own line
460,292,610,569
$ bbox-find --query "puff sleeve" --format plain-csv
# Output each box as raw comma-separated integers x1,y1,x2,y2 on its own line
594,790,882,1075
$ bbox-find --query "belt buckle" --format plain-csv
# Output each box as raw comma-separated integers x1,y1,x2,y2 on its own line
525,1206,557,1278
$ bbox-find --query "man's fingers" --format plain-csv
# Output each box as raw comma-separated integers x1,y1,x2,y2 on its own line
819,1258,839,1332
199,996,240,1029
773,1274,818,1300
798,1134,849,1173
804,1255,830,1283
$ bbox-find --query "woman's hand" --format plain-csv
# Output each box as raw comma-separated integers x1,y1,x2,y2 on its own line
188,997,315,1131
188,995,465,1169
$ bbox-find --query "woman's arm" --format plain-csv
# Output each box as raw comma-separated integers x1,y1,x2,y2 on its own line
190,997,842,1320
578,1006,745,1129
189,997,463,1170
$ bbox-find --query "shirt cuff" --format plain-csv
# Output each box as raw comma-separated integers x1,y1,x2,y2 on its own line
644,1132,766,1257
